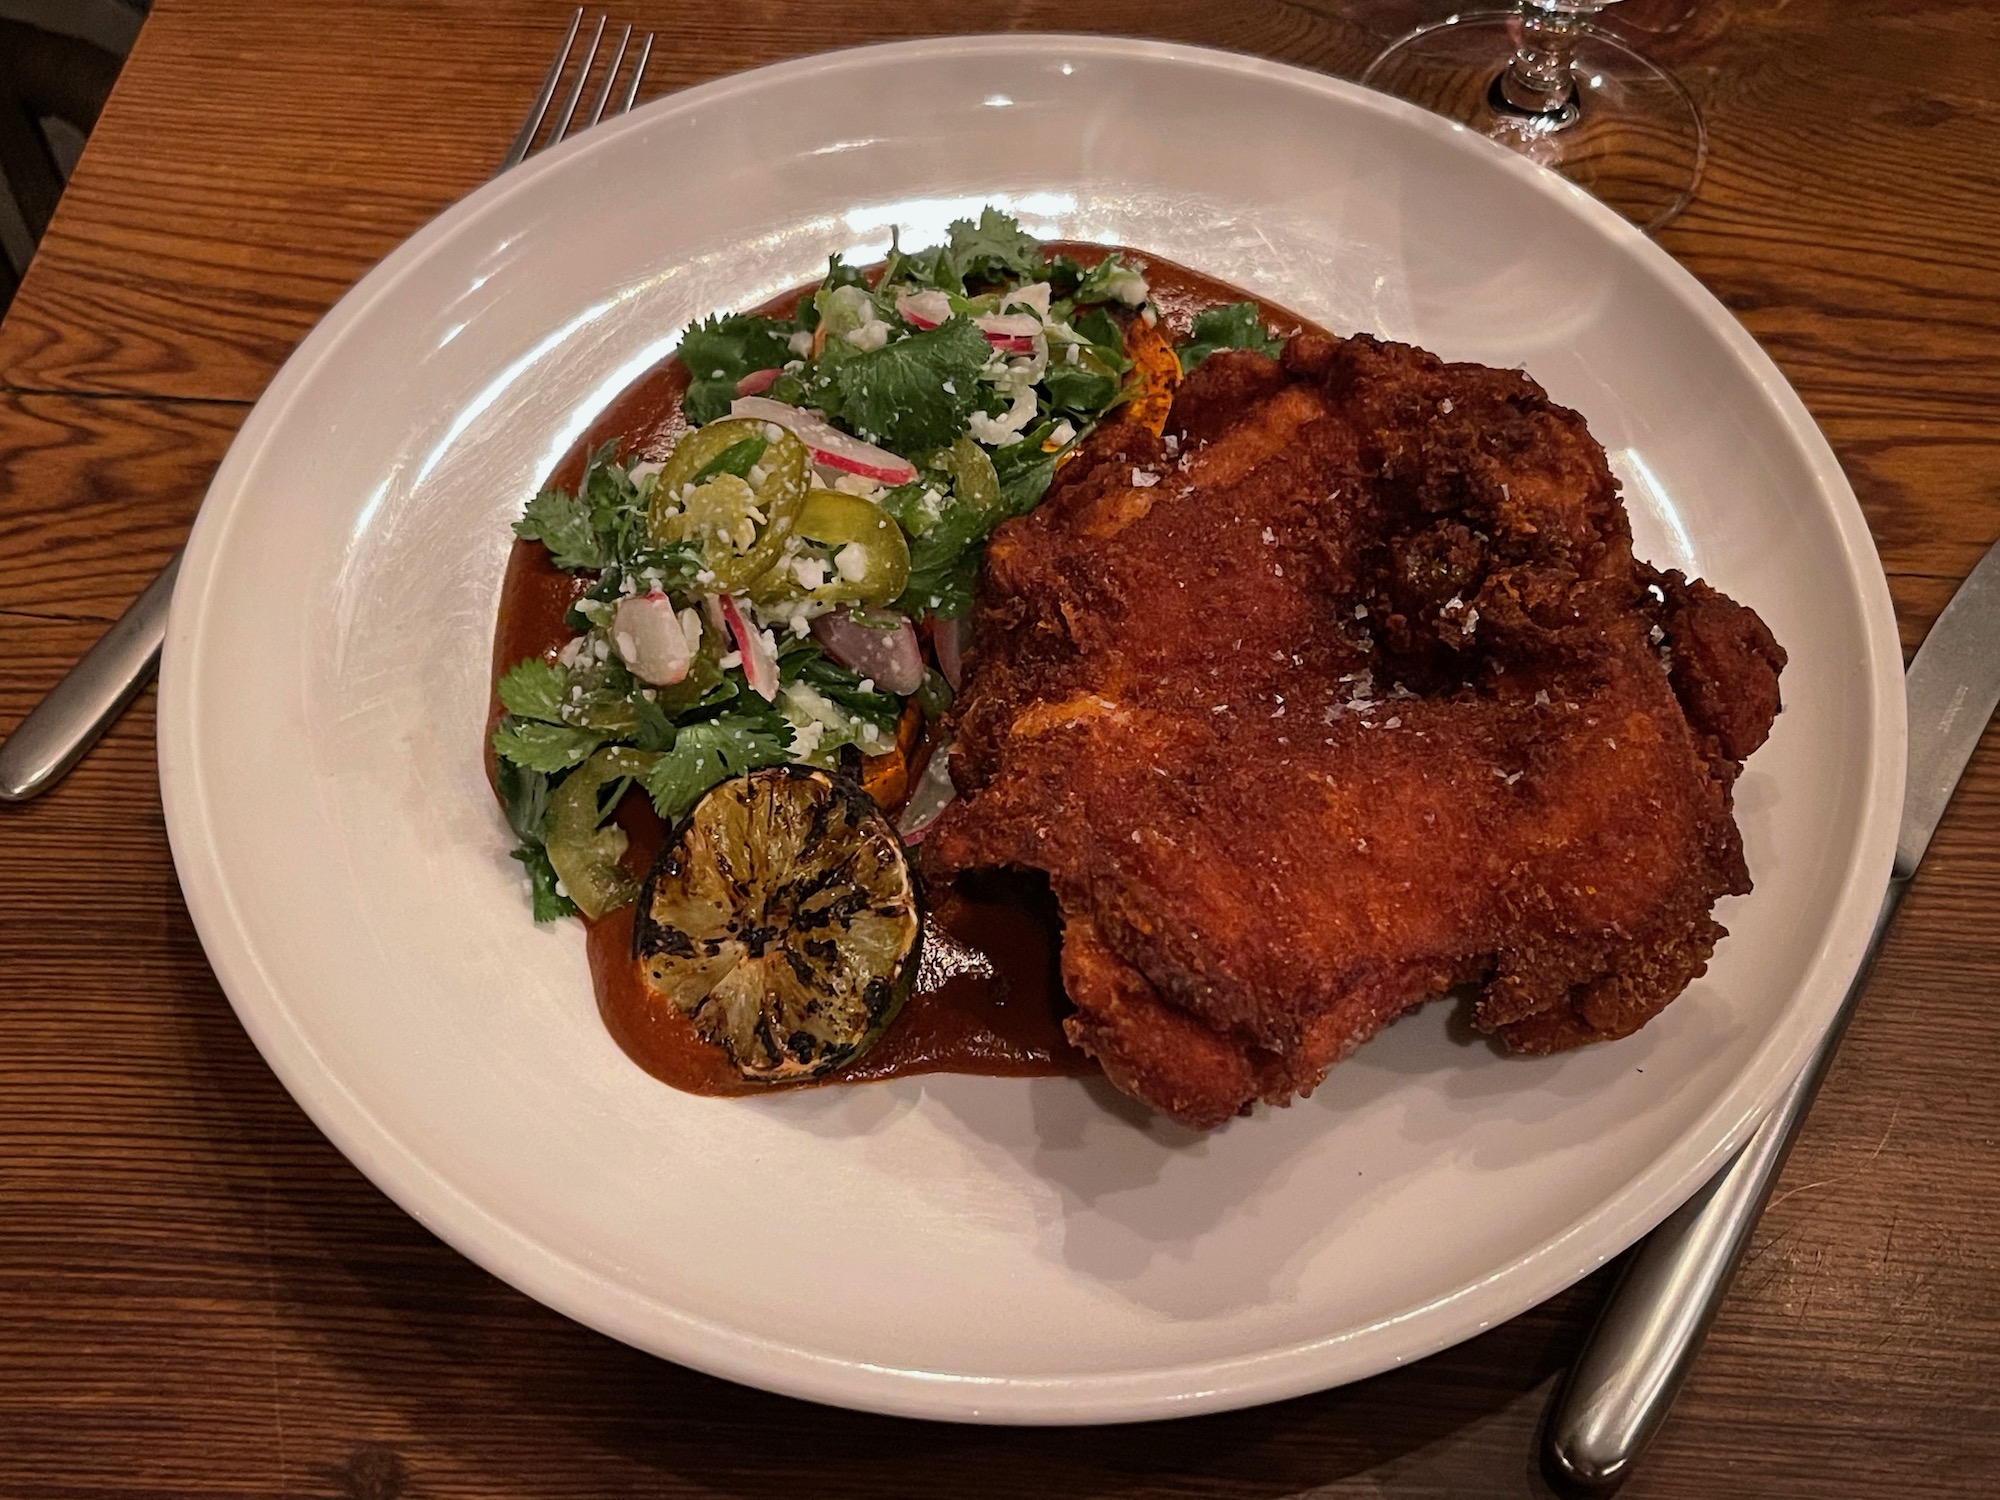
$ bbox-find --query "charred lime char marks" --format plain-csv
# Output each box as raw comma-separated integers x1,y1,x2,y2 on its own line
633,767,920,1081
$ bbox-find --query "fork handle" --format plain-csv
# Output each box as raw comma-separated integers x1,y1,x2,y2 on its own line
1541,877,1905,1495
0,550,181,801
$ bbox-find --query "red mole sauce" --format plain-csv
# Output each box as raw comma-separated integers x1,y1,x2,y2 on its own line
487,244,1314,1095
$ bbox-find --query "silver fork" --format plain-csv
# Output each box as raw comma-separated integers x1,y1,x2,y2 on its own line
0,8,653,802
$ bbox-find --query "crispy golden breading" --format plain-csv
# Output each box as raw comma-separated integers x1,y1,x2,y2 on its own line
922,331,1785,1130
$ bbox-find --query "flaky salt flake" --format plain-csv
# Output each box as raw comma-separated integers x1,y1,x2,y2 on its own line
1131,468,1161,488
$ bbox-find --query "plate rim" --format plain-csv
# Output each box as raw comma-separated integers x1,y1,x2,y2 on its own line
158,32,1906,1423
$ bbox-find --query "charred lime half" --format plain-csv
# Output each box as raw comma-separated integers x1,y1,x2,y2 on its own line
633,765,920,1083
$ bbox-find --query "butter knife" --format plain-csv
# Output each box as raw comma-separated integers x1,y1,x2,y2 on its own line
0,549,181,801
1542,534,2000,1495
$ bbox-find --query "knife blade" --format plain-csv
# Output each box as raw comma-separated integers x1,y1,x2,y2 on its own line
1541,534,2000,1496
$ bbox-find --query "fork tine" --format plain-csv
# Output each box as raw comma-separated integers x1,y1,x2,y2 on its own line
587,23,632,127
616,32,653,116
498,5,582,171
550,13,606,146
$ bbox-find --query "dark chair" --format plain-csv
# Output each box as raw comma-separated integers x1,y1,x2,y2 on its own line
0,1,144,311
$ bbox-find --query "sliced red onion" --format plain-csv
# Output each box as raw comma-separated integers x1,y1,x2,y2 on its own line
932,612,968,691
718,593,779,702
611,592,696,686
895,288,952,329
897,736,958,843
733,367,783,397
812,607,924,697
730,395,917,485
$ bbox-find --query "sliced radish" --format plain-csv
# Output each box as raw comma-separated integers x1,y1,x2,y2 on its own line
897,736,958,842
718,593,779,702
895,289,952,329
812,607,924,697
733,367,783,397
730,395,917,485
932,613,968,691
894,293,1040,352
611,592,697,686
975,311,1043,354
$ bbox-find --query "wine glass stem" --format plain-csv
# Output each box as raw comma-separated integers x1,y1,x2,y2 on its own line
1496,2,1592,118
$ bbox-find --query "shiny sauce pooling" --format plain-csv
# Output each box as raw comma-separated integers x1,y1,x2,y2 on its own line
488,244,1313,1095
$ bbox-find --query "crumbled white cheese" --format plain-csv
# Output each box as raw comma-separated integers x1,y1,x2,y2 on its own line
833,543,870,582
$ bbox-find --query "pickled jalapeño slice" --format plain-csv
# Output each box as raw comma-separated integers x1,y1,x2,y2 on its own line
633,766,920,1082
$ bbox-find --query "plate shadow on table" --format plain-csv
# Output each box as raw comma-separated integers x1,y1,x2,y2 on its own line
170,930,1601,1499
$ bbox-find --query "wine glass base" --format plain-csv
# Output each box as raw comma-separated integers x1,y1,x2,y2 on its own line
1361,10,1706,232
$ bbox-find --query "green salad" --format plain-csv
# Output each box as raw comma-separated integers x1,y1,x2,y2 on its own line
491,208,1279,924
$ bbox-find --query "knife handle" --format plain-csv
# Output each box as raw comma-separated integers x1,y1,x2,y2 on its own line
1541,878,1904,1495
0,550,181,802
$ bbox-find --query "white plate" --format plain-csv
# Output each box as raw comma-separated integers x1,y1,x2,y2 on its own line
158,36,1902,1423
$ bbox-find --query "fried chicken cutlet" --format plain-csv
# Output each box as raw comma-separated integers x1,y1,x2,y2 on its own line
921,330,1786,1129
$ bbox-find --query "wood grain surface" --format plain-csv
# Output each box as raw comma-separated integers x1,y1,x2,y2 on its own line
2,1,1996,1496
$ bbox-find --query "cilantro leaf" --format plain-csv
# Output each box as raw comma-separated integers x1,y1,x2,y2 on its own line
899,546,982,620
579,442,651,562
880,234,961,296
510,843,578,922
1044,254,1085,298
491,717,607,774
642,712,794,822
782,647,901,738
947,207,1044,286
495,659,568,724
804,254,870,323
991,421,1059,516
888,435,1017,618
494,757,554,845
821,316,990,454
1177,301,1282,372
1042,357,1120,415
630,693,678,752
514,485,608,571
1073,253,1146,306
677,313,799,425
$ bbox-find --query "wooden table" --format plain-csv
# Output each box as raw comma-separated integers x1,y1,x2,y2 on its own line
3,2,1995,1494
